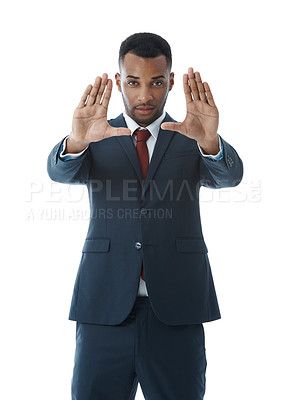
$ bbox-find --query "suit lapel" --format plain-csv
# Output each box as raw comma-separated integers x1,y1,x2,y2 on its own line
113,113,176,196
141,114,175,197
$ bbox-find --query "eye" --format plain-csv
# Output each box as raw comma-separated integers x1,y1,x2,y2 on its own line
127,81,138,86
152,81,164,87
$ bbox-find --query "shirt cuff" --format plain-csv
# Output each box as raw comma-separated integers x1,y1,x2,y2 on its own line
59,135,89,161
197,135,223,161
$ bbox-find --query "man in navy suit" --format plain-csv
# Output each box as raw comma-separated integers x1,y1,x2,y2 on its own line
47,33,243,399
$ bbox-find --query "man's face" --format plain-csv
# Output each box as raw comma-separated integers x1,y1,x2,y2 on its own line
115,52,174,127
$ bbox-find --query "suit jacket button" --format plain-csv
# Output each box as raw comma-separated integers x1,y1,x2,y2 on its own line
135,242,142,250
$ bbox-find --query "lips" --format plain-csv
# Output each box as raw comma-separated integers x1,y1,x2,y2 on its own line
135,106,155,115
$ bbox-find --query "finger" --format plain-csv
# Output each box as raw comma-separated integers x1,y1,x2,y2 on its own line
203,82,216,107
87,76,101,106
96,73,108,104
188,67,199,101
77,84,92,108
101,79,113,109
161,121,183,133
183,74,193,105
195,72,207,103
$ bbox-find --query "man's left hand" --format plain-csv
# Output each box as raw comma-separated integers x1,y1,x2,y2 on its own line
161,67,220,155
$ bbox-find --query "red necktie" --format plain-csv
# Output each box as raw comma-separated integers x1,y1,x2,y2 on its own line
135,128,151,281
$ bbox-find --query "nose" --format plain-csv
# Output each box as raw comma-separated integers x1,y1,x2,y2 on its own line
137,86,153,103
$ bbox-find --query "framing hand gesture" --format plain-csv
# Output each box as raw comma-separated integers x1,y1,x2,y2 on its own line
67,74,131,153
161,68,220,154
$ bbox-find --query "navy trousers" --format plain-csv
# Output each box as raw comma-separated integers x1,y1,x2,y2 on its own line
71,297,207,399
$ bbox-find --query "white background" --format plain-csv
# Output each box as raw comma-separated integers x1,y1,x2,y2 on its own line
1,0,287,398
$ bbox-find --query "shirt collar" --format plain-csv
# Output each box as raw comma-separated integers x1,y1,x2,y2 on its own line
123,111,166,140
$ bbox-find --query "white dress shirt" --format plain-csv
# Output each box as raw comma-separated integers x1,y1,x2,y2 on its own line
60,111,222,296
123,111,166,296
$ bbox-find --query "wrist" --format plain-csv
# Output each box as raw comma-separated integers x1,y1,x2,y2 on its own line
198,135,219,155
65,135,90,154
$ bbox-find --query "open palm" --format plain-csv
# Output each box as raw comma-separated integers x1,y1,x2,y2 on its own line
162,68,219,152
71,74,131,147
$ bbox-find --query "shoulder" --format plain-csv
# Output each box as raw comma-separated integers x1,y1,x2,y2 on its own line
162,112,178,124
108,113,126,128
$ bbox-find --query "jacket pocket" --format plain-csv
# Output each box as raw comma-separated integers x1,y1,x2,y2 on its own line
176,238,208,253
82,238,111,253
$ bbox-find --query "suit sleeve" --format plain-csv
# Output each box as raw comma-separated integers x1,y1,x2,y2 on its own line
47,137,91,184
199,136,243,189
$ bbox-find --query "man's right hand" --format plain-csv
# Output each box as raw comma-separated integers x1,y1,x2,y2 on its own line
65,74,131,153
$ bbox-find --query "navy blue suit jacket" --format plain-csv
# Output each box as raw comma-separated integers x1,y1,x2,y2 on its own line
47,113,243,326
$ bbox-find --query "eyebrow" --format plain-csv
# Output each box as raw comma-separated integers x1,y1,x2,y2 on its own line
126,75,166,80
152,75,166,80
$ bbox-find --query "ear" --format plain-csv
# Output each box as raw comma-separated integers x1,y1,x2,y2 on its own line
169,72,175,91
115,73,122,92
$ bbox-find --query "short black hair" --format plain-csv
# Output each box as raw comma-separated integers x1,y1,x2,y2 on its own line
119,32,172,70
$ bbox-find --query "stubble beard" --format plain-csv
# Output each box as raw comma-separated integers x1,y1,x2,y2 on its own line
122,95,167,127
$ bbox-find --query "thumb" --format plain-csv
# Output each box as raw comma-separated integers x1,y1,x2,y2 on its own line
108,127,132,137
161,122,182,133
